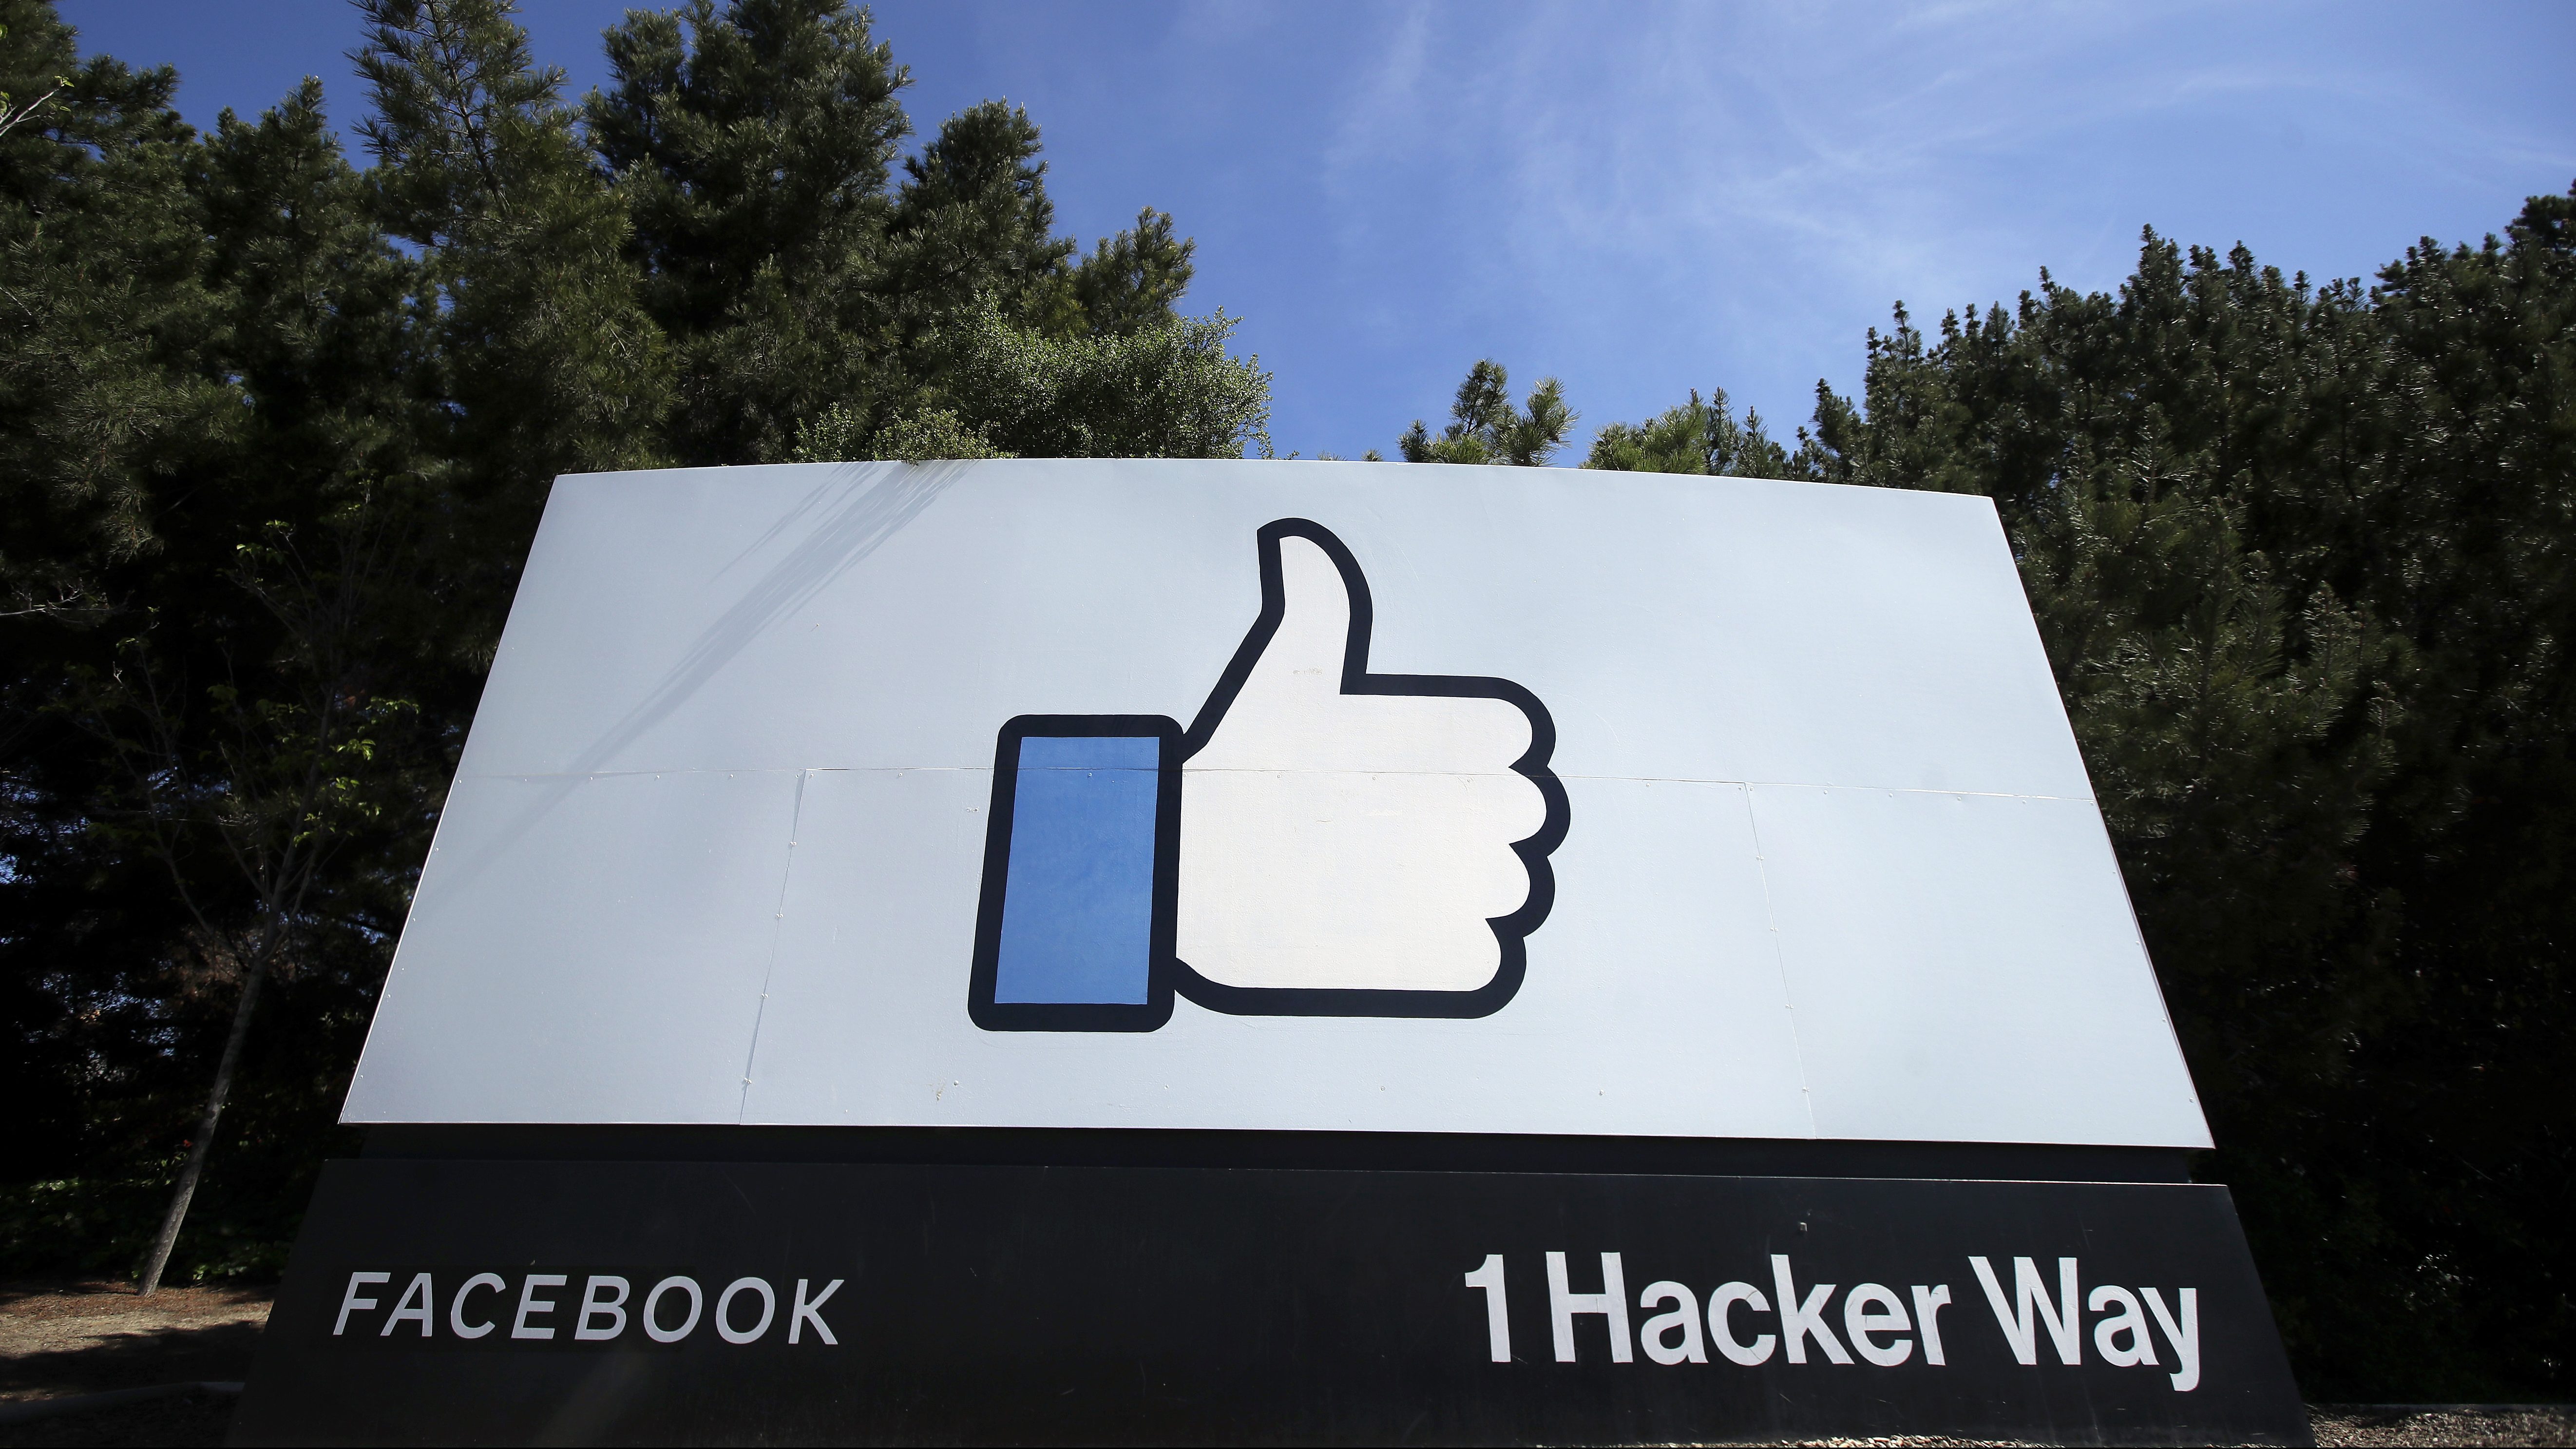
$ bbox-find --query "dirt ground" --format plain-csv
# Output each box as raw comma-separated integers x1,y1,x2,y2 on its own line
2310,1407,2576,1447
0,1279,2567,1447
0,1280,265,1448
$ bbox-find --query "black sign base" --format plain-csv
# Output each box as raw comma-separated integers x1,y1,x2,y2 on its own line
232,1152,2309,1446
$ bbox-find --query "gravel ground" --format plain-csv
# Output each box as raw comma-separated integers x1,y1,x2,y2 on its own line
0,1279,268,1398
2311,1406,2576,1447
0,1280,2567,1447
0,1280,267,1448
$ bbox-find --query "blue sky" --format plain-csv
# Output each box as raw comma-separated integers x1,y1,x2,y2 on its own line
64,1,2576,462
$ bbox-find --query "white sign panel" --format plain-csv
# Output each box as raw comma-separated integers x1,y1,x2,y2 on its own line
343,460,2208,1148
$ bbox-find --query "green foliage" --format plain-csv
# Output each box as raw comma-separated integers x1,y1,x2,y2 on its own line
581,4,1227,464
588,0,907,465
1,7,452,1288
1583,385,1795,479
791,302,1268,464
882,99,1072,334
355,0,670,485
1800,202,2576,1398
795,404,1011,464
1399,359,1574,464
919,301,1269,460
865,407,1014,464
1065,207,1196,337
0,0,210,584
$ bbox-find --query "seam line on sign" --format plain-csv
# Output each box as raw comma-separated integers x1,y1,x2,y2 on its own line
1739,784,1819,1137
464,765,984,777
737,768,810,1122
1174,771,2083,801
458,766,2086,802
1620,777,2080,800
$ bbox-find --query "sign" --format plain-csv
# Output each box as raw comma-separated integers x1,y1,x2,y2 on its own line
232,1160,2309,1445
341,460,2205,1149
240,461,2304,1444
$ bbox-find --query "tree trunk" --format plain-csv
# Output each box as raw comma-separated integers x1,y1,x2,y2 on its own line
136,955,270,1296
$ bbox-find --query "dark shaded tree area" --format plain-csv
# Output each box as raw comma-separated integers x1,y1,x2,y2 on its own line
1584,195,2573,1397
0,0,1264,1287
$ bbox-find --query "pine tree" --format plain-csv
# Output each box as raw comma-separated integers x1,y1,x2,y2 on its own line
1066,206,1195,336
1583,385,1794,478
355,0,671,496
0,0,226,1240
587,2,1222,463
1795,203,2576,1397
588,0,908,464
881,99,1071,338
114,81,444,1293
0,0,212,615
3,0,447,1287
1397,359,1573,464
797,299,1268,462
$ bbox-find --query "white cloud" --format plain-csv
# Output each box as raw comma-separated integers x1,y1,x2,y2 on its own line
1224,0,2572,451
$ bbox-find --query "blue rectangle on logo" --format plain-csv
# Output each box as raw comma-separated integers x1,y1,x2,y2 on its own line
992,735,1163,1005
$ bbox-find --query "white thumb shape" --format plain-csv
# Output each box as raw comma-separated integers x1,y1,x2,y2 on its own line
1240,533,1358,695
1177,520,1566,1007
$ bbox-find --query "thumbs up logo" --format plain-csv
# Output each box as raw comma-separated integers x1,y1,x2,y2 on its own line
968,520,1569,1031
